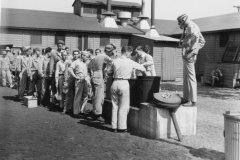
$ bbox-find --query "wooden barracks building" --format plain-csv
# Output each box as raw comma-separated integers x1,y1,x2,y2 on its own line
1,0,240,86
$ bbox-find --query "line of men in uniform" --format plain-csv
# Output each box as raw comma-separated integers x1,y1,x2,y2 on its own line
1,40,156,133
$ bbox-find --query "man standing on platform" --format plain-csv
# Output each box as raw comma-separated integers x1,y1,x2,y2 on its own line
108,46,146,132
177,14,205,106
88,46,113,122
27,48,44,106
64,50,79,113
68,53,90,117
18,46,31,101
49,40,64,104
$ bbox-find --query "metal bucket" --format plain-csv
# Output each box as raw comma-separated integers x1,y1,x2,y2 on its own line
224,111,240,160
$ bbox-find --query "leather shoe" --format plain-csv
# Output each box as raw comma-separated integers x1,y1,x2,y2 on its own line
92,115,105,122
117,129,127,133
183,102,192,106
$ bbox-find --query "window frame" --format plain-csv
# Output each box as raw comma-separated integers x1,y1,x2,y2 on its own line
55,32,65,45
100,34,110,47
219,32,229,48
30,31,42,45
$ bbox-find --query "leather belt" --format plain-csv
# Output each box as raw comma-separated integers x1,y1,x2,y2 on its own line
31,70,38,72
114,78,128,81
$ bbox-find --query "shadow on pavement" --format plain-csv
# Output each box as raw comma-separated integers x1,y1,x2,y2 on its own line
189,148,225,160
2,95,20,102
157,139,224,160
77,119,113,132
161,83,240,100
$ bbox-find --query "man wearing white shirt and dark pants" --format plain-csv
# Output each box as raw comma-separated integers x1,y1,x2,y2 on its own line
109,46,146,133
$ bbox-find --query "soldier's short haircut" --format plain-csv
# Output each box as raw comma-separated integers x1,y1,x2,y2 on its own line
143,45,150,54
135,45,143,51
86,49,94,54
121,46,133,53
45,47,52,53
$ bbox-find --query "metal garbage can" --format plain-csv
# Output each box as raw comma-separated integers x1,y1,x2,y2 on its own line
224,111,240,160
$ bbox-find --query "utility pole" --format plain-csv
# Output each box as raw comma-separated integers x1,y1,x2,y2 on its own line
233,6,240,12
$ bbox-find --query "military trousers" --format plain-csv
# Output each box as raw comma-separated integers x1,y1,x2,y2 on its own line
28,71,43,105
1,69,12,87
111,80,130,130
91,71,104,115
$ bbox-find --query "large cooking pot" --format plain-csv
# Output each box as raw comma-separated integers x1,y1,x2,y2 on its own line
129,76,161,107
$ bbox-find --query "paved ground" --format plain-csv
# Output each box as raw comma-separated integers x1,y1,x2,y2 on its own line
0,83,239,160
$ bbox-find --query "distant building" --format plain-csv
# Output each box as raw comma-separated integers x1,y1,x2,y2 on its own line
73,0,141,19
2,0,239,85
0,0,144,54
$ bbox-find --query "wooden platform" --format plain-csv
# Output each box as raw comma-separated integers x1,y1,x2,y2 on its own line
103,100,197,139
128,103,197,139
23,96,38,108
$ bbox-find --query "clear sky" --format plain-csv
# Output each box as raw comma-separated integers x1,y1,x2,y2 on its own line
1,0,240,20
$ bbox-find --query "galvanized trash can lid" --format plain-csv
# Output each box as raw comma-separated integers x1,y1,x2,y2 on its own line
224,111,240,120
153,92,182,109
153,92,182,105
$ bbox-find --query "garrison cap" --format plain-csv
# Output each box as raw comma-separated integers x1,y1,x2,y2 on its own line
33,47,41,52
23,46,31,52
2,50,7,54
81,51,91,58
57,40,65,45
104,44,116,52
177,14,188,22
5,47,11,51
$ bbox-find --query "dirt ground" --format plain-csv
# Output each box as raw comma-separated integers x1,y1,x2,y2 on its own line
0,83,239,160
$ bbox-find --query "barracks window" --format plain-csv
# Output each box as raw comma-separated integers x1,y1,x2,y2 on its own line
100,34,110,47
31,31,42,45
220,32,229,47
55,32,65,45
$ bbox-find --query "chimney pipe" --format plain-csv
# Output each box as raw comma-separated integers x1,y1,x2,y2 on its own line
136,0,150,30
107,0,111,12
101,0,118,28
141,0,146,16
151,0,155,28
145,0,159,37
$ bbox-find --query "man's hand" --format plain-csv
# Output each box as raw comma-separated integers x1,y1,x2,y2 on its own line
19,72,22,79
30,75,33,81
141,71,147,77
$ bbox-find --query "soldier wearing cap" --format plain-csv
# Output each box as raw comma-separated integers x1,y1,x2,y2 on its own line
64,49,80,113
108,46,146,132
0,50,13,88
55,50,70,111
88,46,113,122
177,14,205,106
68,51,90,117
104,44,119,100
18,46,31,100
49,40,65,104
40,47,52,107
27,47,44,106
